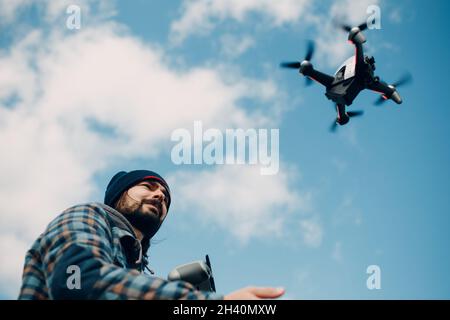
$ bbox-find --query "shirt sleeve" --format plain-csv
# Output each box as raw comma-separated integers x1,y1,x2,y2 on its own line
39,204,224,300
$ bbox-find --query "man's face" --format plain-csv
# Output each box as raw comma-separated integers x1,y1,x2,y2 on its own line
128,180,169,220
115,180,169,237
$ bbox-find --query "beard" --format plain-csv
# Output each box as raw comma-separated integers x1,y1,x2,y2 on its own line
115,192,165,239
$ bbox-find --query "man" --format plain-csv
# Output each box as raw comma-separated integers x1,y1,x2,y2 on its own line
18,170,285,300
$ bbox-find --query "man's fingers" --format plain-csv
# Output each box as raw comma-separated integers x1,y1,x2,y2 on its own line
249,287,285,299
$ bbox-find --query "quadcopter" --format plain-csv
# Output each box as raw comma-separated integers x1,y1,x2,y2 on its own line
280,22,411,131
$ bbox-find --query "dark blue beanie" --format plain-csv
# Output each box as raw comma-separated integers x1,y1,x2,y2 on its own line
104,170,171,209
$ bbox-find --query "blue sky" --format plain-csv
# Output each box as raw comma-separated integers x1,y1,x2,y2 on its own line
0,0,449,299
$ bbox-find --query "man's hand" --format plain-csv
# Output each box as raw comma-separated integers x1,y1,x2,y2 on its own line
224,286,285,300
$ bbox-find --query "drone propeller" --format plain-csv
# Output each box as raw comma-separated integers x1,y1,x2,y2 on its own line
279,61,300,69
329,110,364,132
374,96,387,106
392,72,412,87
358,22,368,31
330,121,338,133
304,40,315,61
280,41,315,69
303,41,315,86
374,72,412,106
347,110,364,118
339,22,368,33
280,41,315,86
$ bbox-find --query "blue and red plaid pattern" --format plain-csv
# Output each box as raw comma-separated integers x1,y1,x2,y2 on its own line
18,203,223,300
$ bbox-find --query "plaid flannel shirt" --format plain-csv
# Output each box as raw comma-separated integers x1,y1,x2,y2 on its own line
18,202,224,300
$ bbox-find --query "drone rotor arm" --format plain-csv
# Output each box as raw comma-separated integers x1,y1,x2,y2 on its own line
301,66,334,88
368,78,398,105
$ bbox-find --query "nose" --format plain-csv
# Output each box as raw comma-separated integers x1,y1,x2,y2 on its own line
152,189,165,203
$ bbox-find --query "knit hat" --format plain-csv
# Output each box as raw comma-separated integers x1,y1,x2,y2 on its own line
104,170,171,209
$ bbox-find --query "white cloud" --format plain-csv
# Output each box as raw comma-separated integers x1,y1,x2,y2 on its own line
220,34,255,59
168,165,309,244
313,0,382,68
170,0,384,68
388,8,402,24
0,10,287,297
329,0,381,27
0,0,33,24
0,0,116,25
0,234,29,298
331,195,363,227
170,0,312,44
299,218,323,247
332,241,343,262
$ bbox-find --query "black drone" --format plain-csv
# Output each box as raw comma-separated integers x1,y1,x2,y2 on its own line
280,22,411,131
